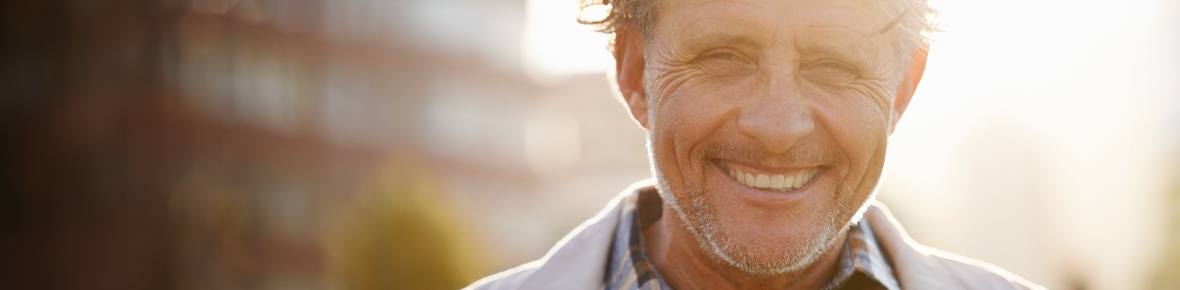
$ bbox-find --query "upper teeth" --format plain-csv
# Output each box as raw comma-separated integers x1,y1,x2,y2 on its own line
727,167,817,192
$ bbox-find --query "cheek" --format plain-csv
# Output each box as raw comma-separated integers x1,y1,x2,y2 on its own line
813,90,892,172
811,98,889,201
650,76,754,176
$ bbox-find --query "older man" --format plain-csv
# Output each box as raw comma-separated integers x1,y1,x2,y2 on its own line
468,0,1042,289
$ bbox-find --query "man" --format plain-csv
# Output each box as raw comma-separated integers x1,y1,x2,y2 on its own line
468,0,1043,289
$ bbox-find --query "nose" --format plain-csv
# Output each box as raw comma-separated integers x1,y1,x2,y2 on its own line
736,93,815,154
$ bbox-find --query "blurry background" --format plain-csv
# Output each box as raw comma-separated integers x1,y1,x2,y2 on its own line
0,0,1176,290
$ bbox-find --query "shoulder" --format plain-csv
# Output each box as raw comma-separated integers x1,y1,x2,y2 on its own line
862,202,1046,290
462,260,542,290
920,247,1046,290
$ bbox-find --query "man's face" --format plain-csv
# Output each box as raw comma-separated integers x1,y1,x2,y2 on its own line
635,0,912,275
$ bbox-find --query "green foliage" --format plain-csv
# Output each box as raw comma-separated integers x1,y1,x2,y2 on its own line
325,165,484,290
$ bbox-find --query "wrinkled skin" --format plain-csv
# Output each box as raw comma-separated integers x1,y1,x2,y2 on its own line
611,0,927,289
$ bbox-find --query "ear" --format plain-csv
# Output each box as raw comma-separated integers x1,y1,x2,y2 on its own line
889,48,927,134
613,24,650,130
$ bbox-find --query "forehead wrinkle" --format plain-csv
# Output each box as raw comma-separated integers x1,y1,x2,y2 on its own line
666,15,770,55
661,0,898,29
652,0,901,70
657,0,775,34
669,0,889,41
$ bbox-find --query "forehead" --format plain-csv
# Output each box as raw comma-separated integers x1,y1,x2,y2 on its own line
652,0,897,47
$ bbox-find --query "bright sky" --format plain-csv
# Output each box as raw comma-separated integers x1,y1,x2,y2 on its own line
522,0,612,77
523,0,1176,289
884,1,1172,289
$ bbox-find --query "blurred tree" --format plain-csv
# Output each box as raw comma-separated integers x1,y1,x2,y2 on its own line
325,163,486,290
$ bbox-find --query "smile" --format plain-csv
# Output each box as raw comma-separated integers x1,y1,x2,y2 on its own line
720,161,819,192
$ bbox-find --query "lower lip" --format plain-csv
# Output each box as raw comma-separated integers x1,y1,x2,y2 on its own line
709,160,821,205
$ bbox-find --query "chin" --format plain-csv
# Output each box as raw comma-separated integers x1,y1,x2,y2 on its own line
706,202,846,276
654,162,864,276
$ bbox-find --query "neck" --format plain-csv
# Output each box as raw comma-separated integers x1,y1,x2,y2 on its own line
644,203,848,290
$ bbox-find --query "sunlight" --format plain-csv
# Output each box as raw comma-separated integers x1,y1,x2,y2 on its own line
522,0,613,78
885,0,1172,289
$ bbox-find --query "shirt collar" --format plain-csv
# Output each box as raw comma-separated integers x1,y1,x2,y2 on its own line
604,189,899,290
821,218,901,290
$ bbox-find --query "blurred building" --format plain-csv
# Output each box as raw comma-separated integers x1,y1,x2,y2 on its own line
0,0,650,289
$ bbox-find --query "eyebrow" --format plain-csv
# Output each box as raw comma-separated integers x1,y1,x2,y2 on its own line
794,28,876,64
676,30,764,54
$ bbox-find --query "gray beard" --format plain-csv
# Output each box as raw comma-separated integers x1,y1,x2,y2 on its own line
647,141,869,277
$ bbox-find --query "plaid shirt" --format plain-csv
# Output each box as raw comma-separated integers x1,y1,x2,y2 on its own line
604,189,900,290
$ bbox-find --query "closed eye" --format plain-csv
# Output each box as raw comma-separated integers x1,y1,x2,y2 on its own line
695,49,755,76
702,50,745,62
801,59,860,86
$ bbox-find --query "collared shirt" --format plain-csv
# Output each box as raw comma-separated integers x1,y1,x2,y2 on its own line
604,189,900,290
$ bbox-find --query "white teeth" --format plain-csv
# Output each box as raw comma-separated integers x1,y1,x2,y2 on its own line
769,175,785,188
726,166,818,192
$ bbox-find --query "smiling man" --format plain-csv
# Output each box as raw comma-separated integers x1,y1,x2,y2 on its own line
467,0,1042,289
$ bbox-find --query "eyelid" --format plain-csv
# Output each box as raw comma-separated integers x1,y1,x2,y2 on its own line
804,59,860,74
698,48,753,63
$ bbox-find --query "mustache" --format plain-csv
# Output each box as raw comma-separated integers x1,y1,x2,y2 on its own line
700,140,840,167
